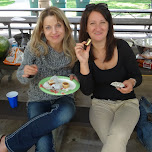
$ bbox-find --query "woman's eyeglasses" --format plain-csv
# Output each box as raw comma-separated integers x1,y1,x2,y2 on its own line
86,3,108,10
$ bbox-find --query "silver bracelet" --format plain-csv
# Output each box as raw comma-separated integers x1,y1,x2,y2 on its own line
68,73,76,77
129,78,136,87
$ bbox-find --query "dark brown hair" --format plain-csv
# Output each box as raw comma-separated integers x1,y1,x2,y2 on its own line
79,3,117,62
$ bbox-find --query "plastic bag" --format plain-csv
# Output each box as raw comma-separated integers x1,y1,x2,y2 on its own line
137,59,152,70
3,47,24,66
136,50,152,60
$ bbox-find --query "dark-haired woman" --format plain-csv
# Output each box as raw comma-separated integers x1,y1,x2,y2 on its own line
74,3,142,152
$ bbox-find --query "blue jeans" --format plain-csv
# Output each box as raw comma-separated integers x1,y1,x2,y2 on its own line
27,101,55,152
136,96,152,152
5,96,75,152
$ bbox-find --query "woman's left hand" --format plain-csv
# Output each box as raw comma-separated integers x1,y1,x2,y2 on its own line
117,79,135,94
69,74,79,82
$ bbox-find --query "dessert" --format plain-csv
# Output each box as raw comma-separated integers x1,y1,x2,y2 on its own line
48,79,55,85
62,82,69,89
85,38,92,46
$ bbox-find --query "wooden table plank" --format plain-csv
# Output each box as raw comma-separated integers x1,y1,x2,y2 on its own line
0,16,152,38
0,100,27,120
0,59,19,70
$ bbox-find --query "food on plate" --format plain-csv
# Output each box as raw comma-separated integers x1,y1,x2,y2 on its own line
110,82,125,88
48,79,55,85
40,76,80,95
85,38,92,46
62,82,69,89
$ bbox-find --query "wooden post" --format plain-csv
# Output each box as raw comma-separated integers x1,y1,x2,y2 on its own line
38,0,50,8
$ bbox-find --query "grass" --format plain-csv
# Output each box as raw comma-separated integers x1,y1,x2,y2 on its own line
0,0,15,6
66,0,152,17
92,0,151,9
0,0,151,10
66,0,151,9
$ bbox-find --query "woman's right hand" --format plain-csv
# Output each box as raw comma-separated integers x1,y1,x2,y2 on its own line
22,64,38,78
75,42,91,63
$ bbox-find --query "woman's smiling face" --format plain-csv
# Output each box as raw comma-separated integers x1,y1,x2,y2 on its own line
87,11,109,43
43,15,65,49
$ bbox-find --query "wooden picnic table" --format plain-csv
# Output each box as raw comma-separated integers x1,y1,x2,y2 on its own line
0,59,19,70
0,56,152,76
0,16,37,38
0,16,81,39
113,18,152,26
0,16,152,39
1,16,152,25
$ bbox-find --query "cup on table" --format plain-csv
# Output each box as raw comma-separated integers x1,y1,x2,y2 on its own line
6,91,18,108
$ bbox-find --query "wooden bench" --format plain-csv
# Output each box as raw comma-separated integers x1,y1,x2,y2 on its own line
0,100,90,125
0,98,90,152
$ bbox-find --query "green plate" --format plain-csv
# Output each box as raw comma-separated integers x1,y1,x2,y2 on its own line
39,76,80,95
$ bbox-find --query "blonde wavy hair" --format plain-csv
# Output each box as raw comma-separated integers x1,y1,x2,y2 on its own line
30,6,77,67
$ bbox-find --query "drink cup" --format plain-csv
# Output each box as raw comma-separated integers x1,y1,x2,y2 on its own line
6,91,18,108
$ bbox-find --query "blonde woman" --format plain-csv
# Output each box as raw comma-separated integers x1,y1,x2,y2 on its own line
0,6,77,152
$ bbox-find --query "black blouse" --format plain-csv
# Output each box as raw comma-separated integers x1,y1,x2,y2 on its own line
73,39,142,101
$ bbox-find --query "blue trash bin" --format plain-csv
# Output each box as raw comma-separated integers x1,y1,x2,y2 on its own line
76,0,90,16
52,0,66,8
